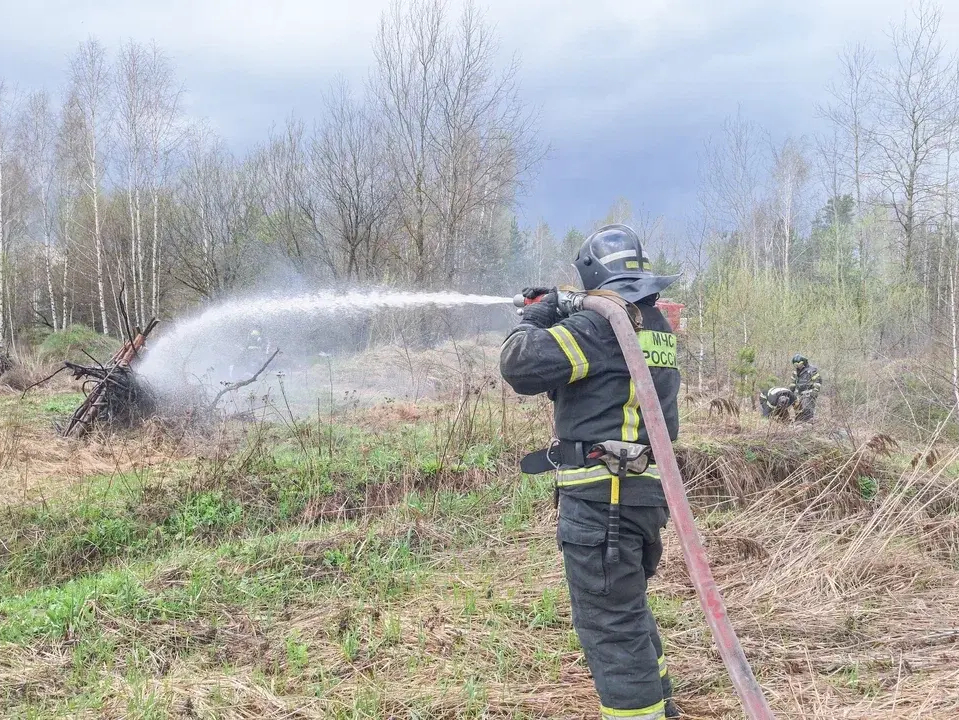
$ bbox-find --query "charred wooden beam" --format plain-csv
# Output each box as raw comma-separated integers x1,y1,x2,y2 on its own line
61,318,160,438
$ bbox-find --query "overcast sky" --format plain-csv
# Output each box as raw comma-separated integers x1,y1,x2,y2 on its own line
2,0,958,236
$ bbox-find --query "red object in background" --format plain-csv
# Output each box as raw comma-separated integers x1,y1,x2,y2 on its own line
656,300,685,332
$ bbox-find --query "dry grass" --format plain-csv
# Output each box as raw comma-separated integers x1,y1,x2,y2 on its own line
0,388,196,507
661,420,959,718
0,385,958,718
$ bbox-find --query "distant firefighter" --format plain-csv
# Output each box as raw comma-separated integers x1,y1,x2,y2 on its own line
789,354,822,422
246,328,268,354
759,386,796,421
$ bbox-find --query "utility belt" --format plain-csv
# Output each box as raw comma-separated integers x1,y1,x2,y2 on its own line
522,439,655,565
520,439,655,474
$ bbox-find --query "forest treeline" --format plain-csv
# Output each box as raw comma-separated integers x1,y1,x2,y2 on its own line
0,0,542,343
1,0,958,428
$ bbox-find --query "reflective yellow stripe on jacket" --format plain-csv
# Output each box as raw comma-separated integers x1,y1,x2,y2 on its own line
622,380,640,441
546,326,589,382
556,464,660,488
600,700,665,719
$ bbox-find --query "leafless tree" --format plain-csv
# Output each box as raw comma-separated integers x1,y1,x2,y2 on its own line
0,83,30,347
256,118,318,273
871,1,959,275
528,220,554,285
770,137,810,286
635,209,665,257
65,39,113,334
115,40,182,324
372,0,540,288
169,125,258,299
142,44,182,319
312,81,395,281
0,80,12,345
938,129,959,409
701,109,764,273
684,212,712,393
18,90,61,328
116,42,144,324
818,43,878,303
600,196,634,227
820,44,876,216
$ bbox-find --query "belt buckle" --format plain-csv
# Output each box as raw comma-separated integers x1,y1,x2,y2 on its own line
546,438,562,470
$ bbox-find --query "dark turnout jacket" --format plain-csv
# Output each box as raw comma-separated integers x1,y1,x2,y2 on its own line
789,364,822,396
500,300,680,506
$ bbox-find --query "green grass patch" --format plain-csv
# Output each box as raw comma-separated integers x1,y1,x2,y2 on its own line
38,325,121,364
41,392,87,415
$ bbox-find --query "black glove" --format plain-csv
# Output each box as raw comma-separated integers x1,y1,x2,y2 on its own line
520,289,558,328
521,286,552,301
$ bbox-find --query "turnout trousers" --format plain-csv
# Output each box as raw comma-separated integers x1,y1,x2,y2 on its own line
796,394,817,422
558,496,673,719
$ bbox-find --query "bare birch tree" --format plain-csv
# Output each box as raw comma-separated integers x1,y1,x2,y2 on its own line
142,44,183,318
872,1,959,275
116,40,150,325
0,82,27,347
0,80,11,345
820,44,876,216
169,126,258,299
702,110,764,272
256,119,312,273
18,90,60,328
600,196,634,227
66,39,113,334
372,0,539,287
770,137,809,287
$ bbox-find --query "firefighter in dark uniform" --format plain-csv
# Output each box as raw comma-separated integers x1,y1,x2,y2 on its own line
788,354,821,422
230,328,270,380
759,386,796,420
500,224,682,720
247,329,266,355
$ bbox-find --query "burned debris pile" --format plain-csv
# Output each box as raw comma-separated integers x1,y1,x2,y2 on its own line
25,310,282,439
60,320,160,438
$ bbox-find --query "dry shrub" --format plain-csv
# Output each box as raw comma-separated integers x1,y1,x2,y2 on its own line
652,439,959,718
866,433,899,456
0,354,73,394
0,367,47,393
675,430,884,509
911,447,944,469
708,397,740,418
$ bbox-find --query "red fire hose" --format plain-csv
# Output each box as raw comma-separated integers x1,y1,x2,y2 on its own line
581,294,776,720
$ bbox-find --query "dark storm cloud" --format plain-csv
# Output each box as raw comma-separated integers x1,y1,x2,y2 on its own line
2,0,956,232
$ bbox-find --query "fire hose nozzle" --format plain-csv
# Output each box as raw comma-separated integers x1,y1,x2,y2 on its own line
512,290,586,317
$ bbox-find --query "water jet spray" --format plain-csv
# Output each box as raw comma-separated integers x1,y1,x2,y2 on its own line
139,290,513,396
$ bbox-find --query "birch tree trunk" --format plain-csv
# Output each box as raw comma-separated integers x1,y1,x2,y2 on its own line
950,260,959,411
0,132,5,346
68,39,113,335
92,153,108,334
151,189,160,317
0,80,9,346
61,219,70,330
41,186,58,329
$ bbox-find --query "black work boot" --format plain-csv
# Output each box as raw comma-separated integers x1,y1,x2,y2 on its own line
665,698,681,718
